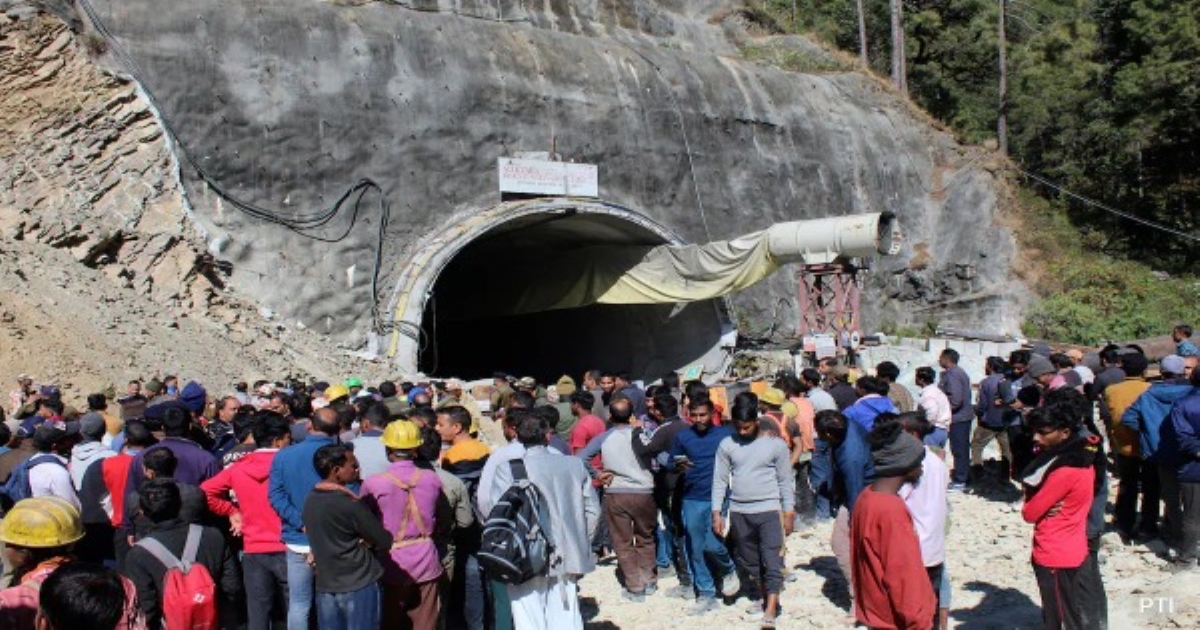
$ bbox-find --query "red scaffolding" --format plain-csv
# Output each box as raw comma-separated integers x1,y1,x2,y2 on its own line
797,263,863,344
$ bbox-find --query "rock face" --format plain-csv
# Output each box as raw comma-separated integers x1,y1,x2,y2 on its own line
0,8,388,395
3,0,1028,378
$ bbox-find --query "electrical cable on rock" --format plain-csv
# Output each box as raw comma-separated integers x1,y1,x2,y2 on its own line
77,0,396,334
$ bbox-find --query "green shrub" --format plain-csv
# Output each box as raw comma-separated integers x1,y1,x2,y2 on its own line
1021,262,1198,344
740,41,853,74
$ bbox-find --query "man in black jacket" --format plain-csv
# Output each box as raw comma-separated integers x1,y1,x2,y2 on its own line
303,444,391,630
633,392,694,596
124,478,241,628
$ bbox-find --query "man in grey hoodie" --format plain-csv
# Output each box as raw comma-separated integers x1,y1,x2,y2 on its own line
71,412,116,563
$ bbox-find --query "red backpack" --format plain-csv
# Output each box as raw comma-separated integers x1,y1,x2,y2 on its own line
135,524,218,629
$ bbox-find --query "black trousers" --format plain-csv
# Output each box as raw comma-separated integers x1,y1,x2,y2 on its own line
925,564,944,610
1033,563,1085,630
1077,537,1108,630
949,421,972,484
1009,425,1035,482
1180,481,1200,562
1114,455,1160,536
730,511,785,595
794,461,816,523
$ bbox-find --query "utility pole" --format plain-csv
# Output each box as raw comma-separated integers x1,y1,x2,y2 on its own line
998,0,1009,156
890,0,907,93
857,0,869,68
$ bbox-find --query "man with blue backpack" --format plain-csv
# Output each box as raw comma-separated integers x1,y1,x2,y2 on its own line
3,425,79,511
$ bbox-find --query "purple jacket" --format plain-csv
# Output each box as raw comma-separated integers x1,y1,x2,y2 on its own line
359,460,445,584
126,437,219,500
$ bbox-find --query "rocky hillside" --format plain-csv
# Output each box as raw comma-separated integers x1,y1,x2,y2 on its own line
0,10,389,401
2,0,1028,387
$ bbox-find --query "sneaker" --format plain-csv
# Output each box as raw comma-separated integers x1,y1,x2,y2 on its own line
744,599,764,615
948,482,967,493
720,572,741,598
645,583,658,596
666,584,696,600
760,616,777,629
657,564,676,579
690,596,720,615
622,589,646,602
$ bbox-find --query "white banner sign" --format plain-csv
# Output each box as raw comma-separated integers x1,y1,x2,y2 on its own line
498,158,598,197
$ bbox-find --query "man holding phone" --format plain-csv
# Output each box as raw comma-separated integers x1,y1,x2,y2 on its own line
667,397,739,613
631,393,695,592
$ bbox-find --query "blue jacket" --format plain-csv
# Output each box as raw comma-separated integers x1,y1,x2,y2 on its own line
669,425,735,503
1122,382,1194,463
830,420,875,514
1170,390,1200,482
843,396,896,432
975,374,1010,428
268,435,336,546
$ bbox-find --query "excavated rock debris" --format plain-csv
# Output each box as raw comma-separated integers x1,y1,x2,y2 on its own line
0,12,389,401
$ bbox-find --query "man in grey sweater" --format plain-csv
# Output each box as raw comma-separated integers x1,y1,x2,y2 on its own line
712,403,795,628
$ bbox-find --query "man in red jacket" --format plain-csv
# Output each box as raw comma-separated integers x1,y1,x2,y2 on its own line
202,412,293,630
79,420,157,571
1021,403,1099,630
851,417,936,630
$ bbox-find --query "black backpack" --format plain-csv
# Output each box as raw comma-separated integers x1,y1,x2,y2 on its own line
477,459,558,584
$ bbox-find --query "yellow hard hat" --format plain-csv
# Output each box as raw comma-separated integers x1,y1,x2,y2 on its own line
0,497,85,548
324,383,350,402
381,420,421,450
759,388,787,407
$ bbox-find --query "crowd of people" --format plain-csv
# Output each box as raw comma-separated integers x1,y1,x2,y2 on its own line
0,323,1198,630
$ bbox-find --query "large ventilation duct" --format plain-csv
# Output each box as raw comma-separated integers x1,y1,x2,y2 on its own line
442,211,902,318
768,212,902,265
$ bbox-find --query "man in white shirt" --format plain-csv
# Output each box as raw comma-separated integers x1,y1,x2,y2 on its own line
28,425,80,510
915,367,952,452
896,412,950,630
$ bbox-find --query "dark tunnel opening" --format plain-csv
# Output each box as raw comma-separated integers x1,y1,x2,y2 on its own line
417,211,728,383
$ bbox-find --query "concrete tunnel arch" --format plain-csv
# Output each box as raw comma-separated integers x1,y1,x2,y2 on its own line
384,198,737,382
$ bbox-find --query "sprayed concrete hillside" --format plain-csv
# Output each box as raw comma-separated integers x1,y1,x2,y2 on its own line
3,0,1025,381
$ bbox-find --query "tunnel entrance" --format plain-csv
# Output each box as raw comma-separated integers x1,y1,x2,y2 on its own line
410,206,731,383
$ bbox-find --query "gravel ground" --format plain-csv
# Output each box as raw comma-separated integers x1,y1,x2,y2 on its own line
577,474,1200,629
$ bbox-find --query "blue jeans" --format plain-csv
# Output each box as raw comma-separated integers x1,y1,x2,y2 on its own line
244,552,288,630
656,521,673,568
810,438,832,519
924,427,948,449
286,549,314,630
316,582,380,630
681,499,734,598
450,552,486,630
